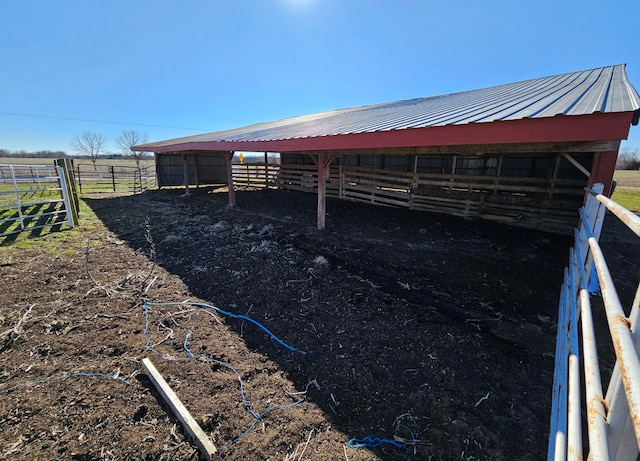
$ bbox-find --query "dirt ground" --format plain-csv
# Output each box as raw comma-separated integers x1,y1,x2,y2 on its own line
1,187,637,460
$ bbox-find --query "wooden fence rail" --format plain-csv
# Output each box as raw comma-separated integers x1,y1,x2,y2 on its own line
270,164,585,233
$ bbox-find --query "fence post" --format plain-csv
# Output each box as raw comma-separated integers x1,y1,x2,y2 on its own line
54,159,79,225
111,165,116,192
9,165,25,231
77,165,83,194
56,166,75,228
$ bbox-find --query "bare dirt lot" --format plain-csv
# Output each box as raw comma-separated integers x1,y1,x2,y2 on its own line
1,187,637,460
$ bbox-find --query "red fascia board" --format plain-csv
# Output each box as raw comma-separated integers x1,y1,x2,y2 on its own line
146,112,635,153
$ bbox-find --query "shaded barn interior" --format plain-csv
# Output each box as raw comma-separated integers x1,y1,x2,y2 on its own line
278,148,598,234
139,64,640,235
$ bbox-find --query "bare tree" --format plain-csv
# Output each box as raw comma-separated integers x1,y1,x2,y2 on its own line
116,130,149,167
71,131,106,169
616,148,640,170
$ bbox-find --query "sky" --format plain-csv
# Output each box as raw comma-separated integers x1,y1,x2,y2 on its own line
2,0,640,155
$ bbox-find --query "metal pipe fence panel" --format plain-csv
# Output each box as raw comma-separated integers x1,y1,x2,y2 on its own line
0,164,74,238
549,183,640,461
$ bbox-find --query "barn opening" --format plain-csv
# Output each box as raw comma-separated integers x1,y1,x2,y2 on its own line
137,64,639,235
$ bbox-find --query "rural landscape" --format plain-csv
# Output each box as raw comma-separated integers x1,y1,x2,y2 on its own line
0,155,639,460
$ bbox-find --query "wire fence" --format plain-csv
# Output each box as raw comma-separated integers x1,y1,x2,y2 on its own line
75,163,155,194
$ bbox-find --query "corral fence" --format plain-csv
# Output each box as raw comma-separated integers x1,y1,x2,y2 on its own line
548,183,640,460
75,163,155,194
0,163,77,238
270,163,584,233
231,163,279,189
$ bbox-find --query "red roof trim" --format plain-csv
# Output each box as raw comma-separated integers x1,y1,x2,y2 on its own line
146,112,635,153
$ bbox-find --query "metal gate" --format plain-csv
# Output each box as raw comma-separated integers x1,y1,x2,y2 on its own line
549,183,640,460
0,164,75,238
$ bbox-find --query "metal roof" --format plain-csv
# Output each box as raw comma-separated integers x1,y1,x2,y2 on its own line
138,64,640,150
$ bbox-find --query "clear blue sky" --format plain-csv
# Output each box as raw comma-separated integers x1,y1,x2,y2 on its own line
2,0,639,154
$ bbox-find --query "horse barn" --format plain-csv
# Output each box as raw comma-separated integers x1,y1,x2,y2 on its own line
134,64,640,234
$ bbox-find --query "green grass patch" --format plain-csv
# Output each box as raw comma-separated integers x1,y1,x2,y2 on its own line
0,195,102,251
611,186,640,212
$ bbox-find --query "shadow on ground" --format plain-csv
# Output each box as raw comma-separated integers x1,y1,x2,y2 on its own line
83,187,578,460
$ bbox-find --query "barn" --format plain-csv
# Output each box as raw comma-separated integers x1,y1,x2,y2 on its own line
135,64,640,234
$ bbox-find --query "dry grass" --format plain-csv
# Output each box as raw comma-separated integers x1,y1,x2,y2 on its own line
614,170,640,189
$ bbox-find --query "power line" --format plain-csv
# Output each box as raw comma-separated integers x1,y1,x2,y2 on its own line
0,111,211,131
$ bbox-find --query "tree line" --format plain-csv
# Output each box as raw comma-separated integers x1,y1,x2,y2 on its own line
0,149,68,158
616,148,640,170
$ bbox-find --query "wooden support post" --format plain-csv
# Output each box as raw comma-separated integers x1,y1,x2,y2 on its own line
226,151,236,207
141,358,217,460
317,153,327,230
181,153,190,196
589,151,618,196
193,154,200,189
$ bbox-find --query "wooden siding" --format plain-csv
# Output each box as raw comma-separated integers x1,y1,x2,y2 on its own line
276,155,590,233
156,152,227,187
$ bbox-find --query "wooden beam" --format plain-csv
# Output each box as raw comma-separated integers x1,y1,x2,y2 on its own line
225,151,236,207
139,112,634,154
296,140,621,156
141,358,217,460
589,151,619,196
562,153,591,178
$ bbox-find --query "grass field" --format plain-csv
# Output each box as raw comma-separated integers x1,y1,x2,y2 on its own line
614,169,640,188
612,170,640,211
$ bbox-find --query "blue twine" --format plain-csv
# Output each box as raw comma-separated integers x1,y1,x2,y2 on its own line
143,301,306,355
141,302,305,454
348,436,409,451
0,371,130,395
183,330,304,452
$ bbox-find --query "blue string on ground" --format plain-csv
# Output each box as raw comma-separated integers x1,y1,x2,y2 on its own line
183,331,304,452
143,301,306,355
142,301,305,453
348,436,409,451
0,372,130,395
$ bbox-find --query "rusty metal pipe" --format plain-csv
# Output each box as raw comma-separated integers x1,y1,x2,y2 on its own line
568,251,583,460
596,194,640,238
588,237,640,448
573,231,609,460
550,270,570,461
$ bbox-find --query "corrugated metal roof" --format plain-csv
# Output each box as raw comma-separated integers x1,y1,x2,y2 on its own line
139,64,640,149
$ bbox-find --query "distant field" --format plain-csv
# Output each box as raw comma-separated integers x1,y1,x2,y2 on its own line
0,157,155,168
614,169,640,188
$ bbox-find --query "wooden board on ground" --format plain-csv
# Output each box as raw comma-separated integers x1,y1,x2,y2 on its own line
141,357,217,460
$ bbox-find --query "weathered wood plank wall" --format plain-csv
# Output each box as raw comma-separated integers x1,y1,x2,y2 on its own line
275,163,586,233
